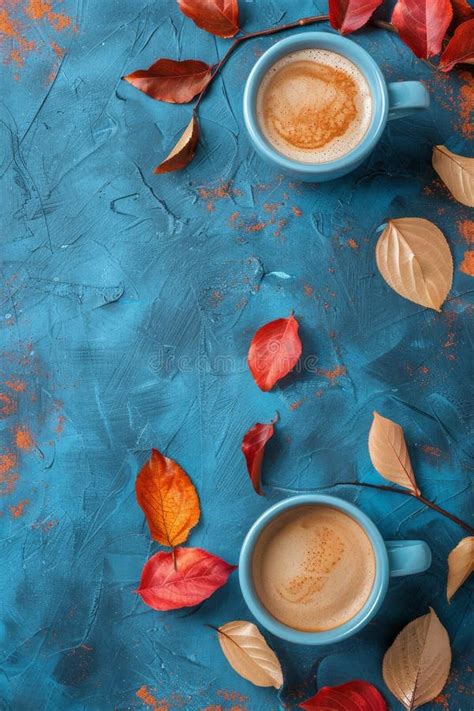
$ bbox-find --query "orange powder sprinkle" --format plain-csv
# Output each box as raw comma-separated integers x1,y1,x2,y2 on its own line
458,73,473,139
317,365,346,382
0,393,16,417
458,220,474,244
303,284,313,297
348,238,359,249
460,250,474,276
15,426,34,450
0,452,18,495
5,379,26,392
217,691,248,702
50,40,62,56
136,686,168,711
290,399,303,411
10,498,29,518
292,206,302,217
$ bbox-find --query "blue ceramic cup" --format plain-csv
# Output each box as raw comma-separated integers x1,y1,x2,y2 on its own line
239,494,432,645
243,32,430,181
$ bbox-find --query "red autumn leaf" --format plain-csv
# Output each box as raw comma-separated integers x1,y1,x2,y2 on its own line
123,59,212,104
329,0,383,34
439,18,474,71
450,0,474,29
154,114,199,174
137,547,237,610
242,418,276,495
135,448,200,547
248,314,302,392
177,0,239,38
391,0,453,58
299,680,388,711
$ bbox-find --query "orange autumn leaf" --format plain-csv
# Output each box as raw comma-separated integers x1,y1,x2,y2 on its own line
135,448,200,546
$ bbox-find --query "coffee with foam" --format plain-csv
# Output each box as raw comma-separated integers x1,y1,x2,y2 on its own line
252,505,375,632
256,49,372,164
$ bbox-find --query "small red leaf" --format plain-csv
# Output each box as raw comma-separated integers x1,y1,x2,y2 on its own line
177,0,239,38
391,0,453,59
450,0,474,29
123,59,212,103
242,418,276,495
329,0,383,34
248,314,302,392
439,18,474,71
154,114,199,174
299,680,388,711
137,547,236,610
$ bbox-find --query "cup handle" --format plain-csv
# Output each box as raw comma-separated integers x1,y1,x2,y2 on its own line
387,81,430,120
386,540,432,577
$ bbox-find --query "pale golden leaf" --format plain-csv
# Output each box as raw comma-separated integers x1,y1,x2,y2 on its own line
368,412,420,495
432,145,474,207
375,218,453,311
154,114,199,174
447,536,474,602
383,608,451,710
217,620,283,689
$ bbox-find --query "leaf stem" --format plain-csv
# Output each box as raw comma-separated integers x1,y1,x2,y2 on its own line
172,548,178,571
332,481,474,534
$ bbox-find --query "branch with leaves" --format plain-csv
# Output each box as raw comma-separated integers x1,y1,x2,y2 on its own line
122,0,474,173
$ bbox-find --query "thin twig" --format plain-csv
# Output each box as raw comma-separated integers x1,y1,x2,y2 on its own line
332,481,474,534
194,14,329,110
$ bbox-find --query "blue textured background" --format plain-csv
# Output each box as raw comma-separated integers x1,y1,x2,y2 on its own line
1,1,473,709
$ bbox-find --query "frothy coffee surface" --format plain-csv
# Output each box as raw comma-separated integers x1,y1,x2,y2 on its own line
252,505,375,632
256,49,372,163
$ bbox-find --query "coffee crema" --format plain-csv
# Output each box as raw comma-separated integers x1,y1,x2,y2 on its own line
256,49,372,164
252,505,376,632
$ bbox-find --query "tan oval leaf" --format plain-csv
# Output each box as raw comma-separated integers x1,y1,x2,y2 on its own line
383,608,451,710
447,536,474,602
217,620,283,689
368,412,420,495
154,114,199,174
375,218,453,311
432,145,474,207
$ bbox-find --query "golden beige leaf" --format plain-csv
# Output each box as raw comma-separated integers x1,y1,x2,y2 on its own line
217,620,283,689
447,536,474,602
432,145,474,207
383,608,451,710
154,114,199,174
375,218,453,311
368,412,420,495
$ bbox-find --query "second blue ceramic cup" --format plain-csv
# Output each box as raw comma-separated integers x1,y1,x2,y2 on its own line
239,494,431,645
243,32,430,181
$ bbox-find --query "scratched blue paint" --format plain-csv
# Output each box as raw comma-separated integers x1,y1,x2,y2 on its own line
0,1,472,709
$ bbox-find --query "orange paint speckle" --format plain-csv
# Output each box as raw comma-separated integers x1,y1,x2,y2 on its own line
348,238,359,249
0,393,16,417
419,366,429,374
5,379,26,392
317,365,346,382
420,444,443,458
460,250,474,277
292,206,302,217
290,399,303,411
136,686,168,711
0,451,18,496
458,220,474,244
10,498,29,518
15,426,34,451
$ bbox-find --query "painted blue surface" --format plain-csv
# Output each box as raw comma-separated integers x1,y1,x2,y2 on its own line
0,1,473,709
243,32,430,181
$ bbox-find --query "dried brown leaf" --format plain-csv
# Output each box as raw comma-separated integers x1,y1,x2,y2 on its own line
154,114,199,174
447,536,474,601
217,620,283,689
375,218,453,311
368,412,420,495
432,145,474,207
383,608,451,710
